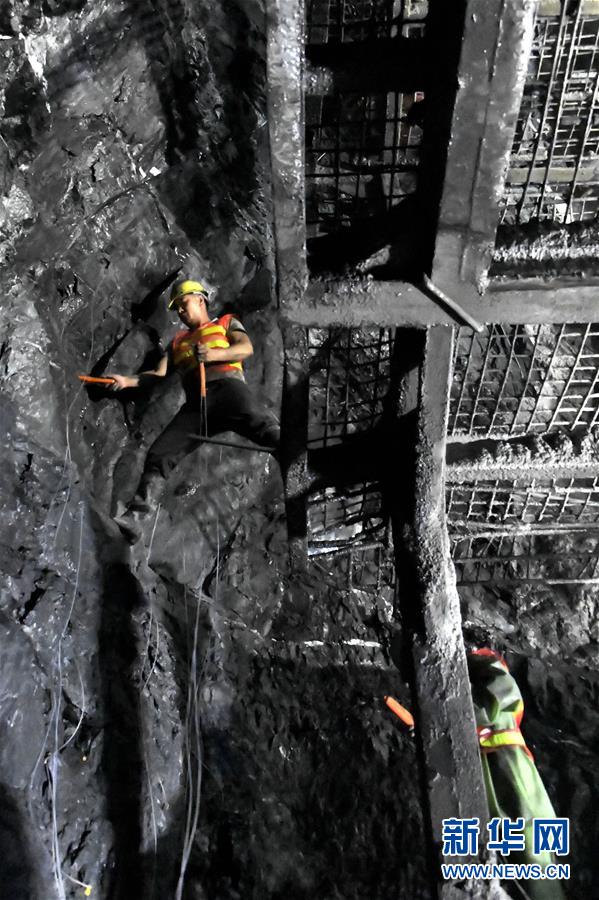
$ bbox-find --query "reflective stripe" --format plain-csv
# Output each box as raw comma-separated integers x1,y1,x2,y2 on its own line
478,727,534,761
201,325,228,337
479,729,526,750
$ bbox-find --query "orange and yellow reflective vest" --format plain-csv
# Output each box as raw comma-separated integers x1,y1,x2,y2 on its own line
171,314,244,387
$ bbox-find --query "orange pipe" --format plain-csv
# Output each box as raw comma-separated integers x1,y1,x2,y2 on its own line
78,375,116,385
384,695,415,729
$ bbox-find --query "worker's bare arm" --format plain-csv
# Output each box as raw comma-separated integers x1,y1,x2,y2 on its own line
195,330,254,364
107,353,170,391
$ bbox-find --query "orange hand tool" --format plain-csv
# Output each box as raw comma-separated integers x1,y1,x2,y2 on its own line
384,696,415,729
199,361,206,398
78,375,116,385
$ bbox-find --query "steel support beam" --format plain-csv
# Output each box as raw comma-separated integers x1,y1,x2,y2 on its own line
267,0,310,566
281,325,310,569
280,277,599,327
281,0,598,327
266,0,307,304
432,0,537,292
446,461,599,483
409,326,490,897
451,521,599,538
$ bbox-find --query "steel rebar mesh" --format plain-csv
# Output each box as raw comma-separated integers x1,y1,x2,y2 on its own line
449,323,599,438
309,538,395,594
447,475,599,530
451,532,599,585
307,327,394,549
306,0,427,44
308,326,394,447
308,483,388,548
501,2,599,226
306,90,423,238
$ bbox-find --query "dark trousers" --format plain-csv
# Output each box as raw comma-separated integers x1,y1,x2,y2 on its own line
137,379,280,497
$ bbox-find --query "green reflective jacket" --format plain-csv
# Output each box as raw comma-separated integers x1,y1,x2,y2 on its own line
468,651,566,900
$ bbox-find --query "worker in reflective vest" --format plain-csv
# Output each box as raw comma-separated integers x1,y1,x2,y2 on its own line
468,649,566,900
107,277,280,542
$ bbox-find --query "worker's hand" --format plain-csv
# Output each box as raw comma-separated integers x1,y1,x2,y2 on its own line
106,374,138,391
194,344,220,364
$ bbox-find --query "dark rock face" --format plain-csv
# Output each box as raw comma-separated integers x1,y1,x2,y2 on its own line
0,2,427,898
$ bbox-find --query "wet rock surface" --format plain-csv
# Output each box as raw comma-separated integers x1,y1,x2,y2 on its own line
0,2,428,898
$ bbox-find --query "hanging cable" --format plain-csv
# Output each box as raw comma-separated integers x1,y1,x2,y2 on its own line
44,502,85,900
175,551,206,900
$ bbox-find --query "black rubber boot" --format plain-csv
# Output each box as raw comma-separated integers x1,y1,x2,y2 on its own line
114,471,164,545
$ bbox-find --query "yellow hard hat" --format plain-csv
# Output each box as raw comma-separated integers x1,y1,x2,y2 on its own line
168,278,209,309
